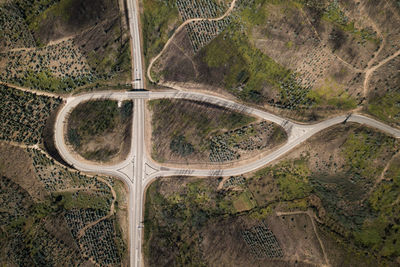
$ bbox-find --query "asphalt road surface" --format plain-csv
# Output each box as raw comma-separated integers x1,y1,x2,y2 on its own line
53,0,400,265
54,90,400,267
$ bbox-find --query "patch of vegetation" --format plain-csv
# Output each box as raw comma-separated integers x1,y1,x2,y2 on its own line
0,177,83,266
342,129,397,181
200,6,314,108
203,28,289,104
23,69,91,93
308,77,357,110
323,0,380,44
149,99,256,162
249,158,311,205
85,29,132,81
29,0,75,30
142,0,180,64
0,144,126,266
355,156,400,258
170,135,194,157
12,0,61,33
54,191,111,212
0,85,62,145
67,100,133,162
144,179,213,266
367,91,400,126
70,100,119,137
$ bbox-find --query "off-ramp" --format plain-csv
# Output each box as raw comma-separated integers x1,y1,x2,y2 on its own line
54,90,400,267
53,0,400,266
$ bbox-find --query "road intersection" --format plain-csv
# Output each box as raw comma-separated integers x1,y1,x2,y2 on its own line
52,0,400,266
54,90,400,267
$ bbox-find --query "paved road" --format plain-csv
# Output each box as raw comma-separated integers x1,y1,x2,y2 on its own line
54,90,400,267
52,0,400,266
126,0,146,265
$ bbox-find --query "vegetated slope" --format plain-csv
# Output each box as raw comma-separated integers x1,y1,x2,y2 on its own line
143,123,400,266
148,99,287,163
141,0,181,65
141,0,230,64
149,0,400,122
366,54,400,127
67,100,133,163
0,143,128,266
0,0,131,93
0,84,62,145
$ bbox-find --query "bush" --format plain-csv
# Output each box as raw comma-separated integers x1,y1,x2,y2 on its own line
170,135,194,157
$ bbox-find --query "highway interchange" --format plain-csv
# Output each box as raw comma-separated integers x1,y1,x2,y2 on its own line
52,0,400,266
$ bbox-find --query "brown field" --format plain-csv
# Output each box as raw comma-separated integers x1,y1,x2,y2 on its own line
144,122,400,266
149,0,400,122
0,142,128,265
148,98,287,164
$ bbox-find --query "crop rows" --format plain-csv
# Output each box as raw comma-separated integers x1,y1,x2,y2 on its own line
79,219,121,266
176,0,231,53
223,175,245,189
65,208,108,239
0,85,61,144
29,148,122,265
0,176,32,225
275,74,314,110
30,149,111,193
242,222,284,259
28,226,83,266
176,0,227,21
0,39,97,92
186,17,231,53
0,176,85,266
0,5,35,49
209,121,283,162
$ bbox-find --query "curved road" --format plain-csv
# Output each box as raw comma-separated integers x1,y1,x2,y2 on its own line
52,0,400,266
54,91,400,267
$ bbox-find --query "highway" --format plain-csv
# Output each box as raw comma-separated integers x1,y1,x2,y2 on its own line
51,0,400,266
54,91,400,267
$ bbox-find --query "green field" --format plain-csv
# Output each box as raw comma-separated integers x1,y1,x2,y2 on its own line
142,0,180,64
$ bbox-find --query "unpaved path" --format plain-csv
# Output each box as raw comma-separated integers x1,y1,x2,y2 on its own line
76,176,117,239
2,17,118,53
363,49,400,98
275,210,330,267
147,0,237,83
364,150,400,201
0,81,63,98
7,142,119,242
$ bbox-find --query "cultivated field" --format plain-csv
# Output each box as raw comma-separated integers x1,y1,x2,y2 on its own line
147,0,400,123
0,143,128,266
0,84,62,144
0,0,131,93
148,99,287,164
144,123,400,266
